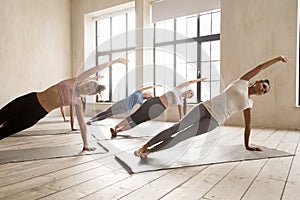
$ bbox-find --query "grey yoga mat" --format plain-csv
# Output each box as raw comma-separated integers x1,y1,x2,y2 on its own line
0,141,108,164
115,145,294,174
11,129,80,136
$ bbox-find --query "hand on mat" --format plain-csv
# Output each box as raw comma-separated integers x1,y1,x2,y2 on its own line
246,146,263,151
83,146,96,151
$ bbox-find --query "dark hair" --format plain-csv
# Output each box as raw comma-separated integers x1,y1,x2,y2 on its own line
259,79,270,87
97,85,106,93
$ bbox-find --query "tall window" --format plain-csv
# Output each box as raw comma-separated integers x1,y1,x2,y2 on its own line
96,10,136,102
152,10,221,103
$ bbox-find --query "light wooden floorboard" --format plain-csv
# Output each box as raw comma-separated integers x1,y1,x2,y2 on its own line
0,117,299,200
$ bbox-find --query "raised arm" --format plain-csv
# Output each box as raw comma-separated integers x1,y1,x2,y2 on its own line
75,58,128,85
176,78,206,89
240,56,288,81
80,75,104,84
243,108,262,151
137,84,163,91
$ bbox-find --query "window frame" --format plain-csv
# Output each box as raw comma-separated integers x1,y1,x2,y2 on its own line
95,11,135,102
153,10,221,103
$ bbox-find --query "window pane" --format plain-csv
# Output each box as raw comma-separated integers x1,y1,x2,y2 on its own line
211,61,220,81
187,15,197,38
186,62,197,103
200,13,211,36
155,20,174,43
212,11,220,34
97,18,110,36
201,81,210,101
201,61,210,80
164,20,174,41
211,81,220,98
128,12,136,47
128,29,135,48
97,19,111,51
111,53,126,102
128,12,135,31
97,35,111,52
127,52,136,94
176,63,187,85
155,25,165,44
164,45,174,65
187,42,197,63
176,17,187,39
176,43,187,62
112,14,126,49
97,56,110,101
201,42,211,62
211,40,220,61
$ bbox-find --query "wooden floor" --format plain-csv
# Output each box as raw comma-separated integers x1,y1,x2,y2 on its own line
0,116,299,200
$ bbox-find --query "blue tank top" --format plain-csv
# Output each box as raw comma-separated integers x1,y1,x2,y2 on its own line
123,90,143,111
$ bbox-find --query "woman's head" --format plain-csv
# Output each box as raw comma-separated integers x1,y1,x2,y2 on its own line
252,79,270,95
77,80,106,96
142,91,153,100
182,90,194,99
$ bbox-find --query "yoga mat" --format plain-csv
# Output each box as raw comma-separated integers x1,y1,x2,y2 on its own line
12,129,80,137
115,145,294,174
0,141,108,164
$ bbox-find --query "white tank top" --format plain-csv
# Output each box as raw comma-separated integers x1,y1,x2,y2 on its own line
164,87,183,106
203,79,253,125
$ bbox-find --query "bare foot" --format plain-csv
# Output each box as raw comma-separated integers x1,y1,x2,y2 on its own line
140,149,151,159
134,145,149,157
110,128,117,138
83,146,96,151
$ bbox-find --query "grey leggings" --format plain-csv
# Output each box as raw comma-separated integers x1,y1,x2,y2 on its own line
89,100,127,122
147,103,218,152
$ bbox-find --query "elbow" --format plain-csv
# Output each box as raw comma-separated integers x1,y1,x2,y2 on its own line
244,125,251,132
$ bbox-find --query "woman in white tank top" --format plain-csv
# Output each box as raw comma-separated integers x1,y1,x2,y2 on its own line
134,56,289,158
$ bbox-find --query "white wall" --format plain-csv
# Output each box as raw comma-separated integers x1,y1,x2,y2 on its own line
152,0,220,22
0,0,72,116
222,0,299,129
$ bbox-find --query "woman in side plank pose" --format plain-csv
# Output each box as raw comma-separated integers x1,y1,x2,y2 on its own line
0,57,128,150
134,56,288,158
86,85,161,125
110,78,206,138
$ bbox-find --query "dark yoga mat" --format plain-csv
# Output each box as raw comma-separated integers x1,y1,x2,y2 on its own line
0,141,108,163
11,129,80,137
115,145,294,174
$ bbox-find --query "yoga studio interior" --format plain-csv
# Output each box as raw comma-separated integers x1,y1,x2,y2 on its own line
0,0,300,199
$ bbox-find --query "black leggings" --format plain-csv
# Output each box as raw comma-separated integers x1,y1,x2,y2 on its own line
147,103,218,152
0,92,48,139
126,97,166,128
